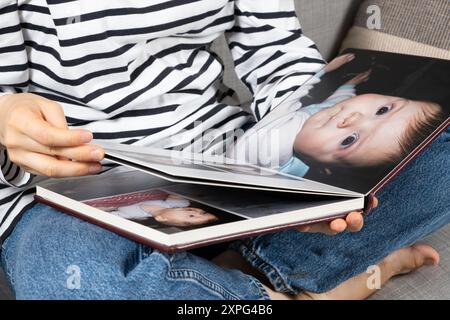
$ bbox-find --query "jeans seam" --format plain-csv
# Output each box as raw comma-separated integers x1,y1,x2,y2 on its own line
234,242,298,295
248,276,271,300
167,268,241,300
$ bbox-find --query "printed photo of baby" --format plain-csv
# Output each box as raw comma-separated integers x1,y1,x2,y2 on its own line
230,52,447,192
83,190,220,230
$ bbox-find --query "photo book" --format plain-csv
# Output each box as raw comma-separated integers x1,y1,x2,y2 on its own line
35,49,450,252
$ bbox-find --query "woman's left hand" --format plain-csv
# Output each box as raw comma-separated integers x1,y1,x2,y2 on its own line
297,197,378,235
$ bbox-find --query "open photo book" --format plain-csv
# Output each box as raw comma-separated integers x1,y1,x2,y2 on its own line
35,49,450,252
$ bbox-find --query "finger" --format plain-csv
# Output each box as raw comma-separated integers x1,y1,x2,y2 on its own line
372,197,379,208
345,211,364,232
15,149,102,178
18,115,93,147
37,99,68,130
358,73,369,80
329,218,347,234
297,225,312,233
298,222,339,235
17,133,104,162
59,145,104,162
343,53,355,62
362,69,372,79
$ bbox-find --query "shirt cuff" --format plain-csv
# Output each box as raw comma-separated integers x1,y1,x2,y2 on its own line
0,146,33,188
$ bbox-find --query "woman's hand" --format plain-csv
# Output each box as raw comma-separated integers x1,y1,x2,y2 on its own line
0,93,104,178
297,197,378,235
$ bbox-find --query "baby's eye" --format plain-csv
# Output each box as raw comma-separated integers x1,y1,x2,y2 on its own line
376,104,392,115
340,133,359,149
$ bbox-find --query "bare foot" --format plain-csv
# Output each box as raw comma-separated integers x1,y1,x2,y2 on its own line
213,245,440,300
299,244,440,300
381,244,440,277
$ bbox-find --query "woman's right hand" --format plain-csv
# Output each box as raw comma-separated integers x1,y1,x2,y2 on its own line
0,93,104,178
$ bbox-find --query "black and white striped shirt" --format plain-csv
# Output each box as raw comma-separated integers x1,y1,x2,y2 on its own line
0,0,325,240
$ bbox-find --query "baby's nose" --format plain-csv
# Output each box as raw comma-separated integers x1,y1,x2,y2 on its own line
338,112,363,128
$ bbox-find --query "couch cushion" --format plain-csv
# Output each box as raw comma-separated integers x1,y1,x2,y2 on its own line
341,0,450,60
294,0,361,60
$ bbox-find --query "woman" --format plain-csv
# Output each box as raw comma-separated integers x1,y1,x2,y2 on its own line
0,0,447,299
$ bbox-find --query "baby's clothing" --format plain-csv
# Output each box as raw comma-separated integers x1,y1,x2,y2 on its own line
110,197,191,220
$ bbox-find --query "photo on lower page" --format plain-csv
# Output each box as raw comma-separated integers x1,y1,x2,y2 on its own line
232,49,449,193
82,189,245,235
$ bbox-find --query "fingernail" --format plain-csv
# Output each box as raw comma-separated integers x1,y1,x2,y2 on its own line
81,131,93,143
90,149,104,161
89,164,102,174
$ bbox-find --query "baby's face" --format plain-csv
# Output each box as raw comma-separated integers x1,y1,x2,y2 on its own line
294,94,427,166
155,207,218,227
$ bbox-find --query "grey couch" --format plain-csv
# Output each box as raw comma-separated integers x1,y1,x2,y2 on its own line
1,0,449,300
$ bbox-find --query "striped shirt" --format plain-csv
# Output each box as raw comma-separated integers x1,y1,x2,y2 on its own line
0,0,325,241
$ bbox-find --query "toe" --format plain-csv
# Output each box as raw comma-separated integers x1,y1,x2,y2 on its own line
411,244,440,267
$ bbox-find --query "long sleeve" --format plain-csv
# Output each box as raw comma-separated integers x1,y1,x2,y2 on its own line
225,0,325,121
1,0,29,92
0,0,32,188
0,146,33,187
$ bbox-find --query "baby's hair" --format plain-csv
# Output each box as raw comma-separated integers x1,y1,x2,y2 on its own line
335,100,445,169
395,101,445,164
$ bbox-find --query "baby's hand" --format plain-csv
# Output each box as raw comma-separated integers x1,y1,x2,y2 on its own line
346,69,372,86
324,53,355,73
297,197,379,235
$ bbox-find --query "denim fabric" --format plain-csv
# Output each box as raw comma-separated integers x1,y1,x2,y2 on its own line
232,128,450,294
0,204,269,300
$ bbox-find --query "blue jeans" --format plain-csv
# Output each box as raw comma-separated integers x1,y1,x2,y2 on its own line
1,129,449,299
